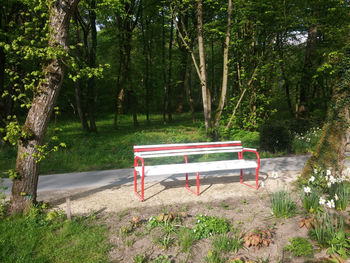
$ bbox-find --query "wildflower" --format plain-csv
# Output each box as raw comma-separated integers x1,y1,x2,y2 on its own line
309,176,315,183
304,186,311,194
193,229,196,233
197,219,200,223
335,194,338,201
314,169,318,174
327,182,332,188
327,170,331,176
337,177,343,183
329,176,336,184
327,199,335,209
319,197,326,205
272,171,279,179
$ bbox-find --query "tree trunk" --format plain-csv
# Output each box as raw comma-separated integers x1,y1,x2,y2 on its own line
10,0,78,214
73,16,89,131
301,51,350,178
214,0,232,138
87,0,97,132
298,25,318,117
197,0,211,132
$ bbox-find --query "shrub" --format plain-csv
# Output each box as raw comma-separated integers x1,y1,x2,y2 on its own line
192,214,230,240
284,237,314,257
259,122,292,153
270,190,296,218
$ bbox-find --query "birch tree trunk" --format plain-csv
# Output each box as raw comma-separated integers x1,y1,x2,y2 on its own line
9,0,78,214
197,0,211,132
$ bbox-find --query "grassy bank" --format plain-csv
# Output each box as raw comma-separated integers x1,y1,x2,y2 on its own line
0,206,110,263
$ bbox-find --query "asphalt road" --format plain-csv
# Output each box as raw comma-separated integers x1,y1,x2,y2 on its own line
2,155,313,195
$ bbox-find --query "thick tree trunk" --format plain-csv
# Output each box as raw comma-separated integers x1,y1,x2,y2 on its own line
301,53,350,178
197,0,211,132
10,0,78,214
214,0,232,138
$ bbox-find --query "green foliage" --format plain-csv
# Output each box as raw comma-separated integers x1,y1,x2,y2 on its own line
192,214,230,240
204,250,226,263
284,237,314,257
333,182,350,211
292,127,322,154
259,122,292,153
270,190,296,218
211,234,245,254
310,212,350,256
301,188,321,213
178,227,196,253
0,206,110,263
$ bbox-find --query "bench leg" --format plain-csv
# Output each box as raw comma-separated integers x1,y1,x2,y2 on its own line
240,168,259,190
185,172,200,196
134,169,145,201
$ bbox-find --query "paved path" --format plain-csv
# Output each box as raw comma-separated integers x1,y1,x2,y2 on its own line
2,155,312,195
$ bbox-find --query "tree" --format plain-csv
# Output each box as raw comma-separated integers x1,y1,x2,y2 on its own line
301,48,350,178
9,0,79,214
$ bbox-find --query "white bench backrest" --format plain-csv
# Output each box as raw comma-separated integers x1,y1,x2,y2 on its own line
134,141,243,158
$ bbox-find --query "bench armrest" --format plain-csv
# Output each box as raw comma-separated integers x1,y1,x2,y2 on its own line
134,156,145,172
242,148,260,168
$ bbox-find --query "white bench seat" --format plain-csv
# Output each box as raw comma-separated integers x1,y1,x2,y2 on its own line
135,160,258,176
133,141,260,201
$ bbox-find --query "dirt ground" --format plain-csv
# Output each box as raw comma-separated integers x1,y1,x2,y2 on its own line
37,171,347,262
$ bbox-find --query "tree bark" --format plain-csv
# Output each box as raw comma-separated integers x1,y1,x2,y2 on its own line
10,0,79,214
73,16,89,131
214,0,232,138
197,0,211,132
87,0,97,132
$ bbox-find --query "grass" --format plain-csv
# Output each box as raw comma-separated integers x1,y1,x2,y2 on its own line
0,207,110,263
0,112,319,177
270,190,297,218
0,113,262,177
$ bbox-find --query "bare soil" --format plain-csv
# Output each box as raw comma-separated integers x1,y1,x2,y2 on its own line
37,171,346,262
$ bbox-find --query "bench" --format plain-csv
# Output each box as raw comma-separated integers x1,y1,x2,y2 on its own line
133,141,260,201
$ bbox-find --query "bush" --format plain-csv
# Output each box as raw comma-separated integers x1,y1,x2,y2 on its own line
259,121,292,153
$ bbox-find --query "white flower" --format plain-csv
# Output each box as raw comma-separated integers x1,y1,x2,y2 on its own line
337,177,343,183
272,171,279,179
319,197,326,205
329,176,336,184
327,182,332,188
309,176,315,183
209,232,212,236
335,194,338,201
260,181,265,188
197,219,200,223
193,229,196,233
327,170,331,176
327,199,335,208
314,169,318,174
304,186,311,194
